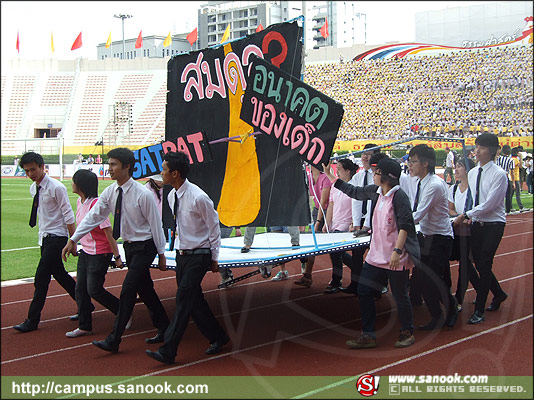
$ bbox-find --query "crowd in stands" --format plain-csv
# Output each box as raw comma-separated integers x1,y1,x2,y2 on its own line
304,46,533,141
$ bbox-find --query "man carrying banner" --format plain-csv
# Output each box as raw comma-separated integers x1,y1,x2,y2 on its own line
146,151,229,365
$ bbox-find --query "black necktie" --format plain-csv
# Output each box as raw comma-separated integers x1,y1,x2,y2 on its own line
112,187,123,240
413,180,421,212
170,193,179,250
29,185,40,227
474,167,483,206
362,170,368,215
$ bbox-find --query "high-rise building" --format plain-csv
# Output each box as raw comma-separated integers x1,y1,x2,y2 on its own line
198,1,366,50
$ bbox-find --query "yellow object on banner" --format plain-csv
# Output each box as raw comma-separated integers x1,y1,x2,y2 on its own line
51,32,54,53
163,32,171,47
105,32,111,48
220,24,230,44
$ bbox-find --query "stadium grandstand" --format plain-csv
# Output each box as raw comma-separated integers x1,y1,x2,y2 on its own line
1,42,532,158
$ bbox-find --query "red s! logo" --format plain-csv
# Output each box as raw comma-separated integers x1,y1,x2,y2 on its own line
356,374,380,397
261,31,287,67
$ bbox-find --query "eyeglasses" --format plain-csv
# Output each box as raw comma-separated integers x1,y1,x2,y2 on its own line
373,170,382,176
407,160,420,165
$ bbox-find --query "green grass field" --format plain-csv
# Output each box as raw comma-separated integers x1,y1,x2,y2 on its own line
1,177,532,281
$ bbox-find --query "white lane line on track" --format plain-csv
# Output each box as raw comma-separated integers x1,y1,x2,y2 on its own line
52,315,534,399
292,314,534,399
2,270,532,363
1,243,533,310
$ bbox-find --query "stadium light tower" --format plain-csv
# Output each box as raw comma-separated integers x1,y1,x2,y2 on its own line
113,13,132,59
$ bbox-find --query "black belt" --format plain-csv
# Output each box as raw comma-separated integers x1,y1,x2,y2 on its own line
177,248,211,256
43,233,64,238
472,221,505,226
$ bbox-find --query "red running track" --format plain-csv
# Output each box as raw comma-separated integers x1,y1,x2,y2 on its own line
1,212,532,378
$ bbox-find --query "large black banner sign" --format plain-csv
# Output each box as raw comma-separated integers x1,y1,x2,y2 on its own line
166,21,310,227
240,55,344,170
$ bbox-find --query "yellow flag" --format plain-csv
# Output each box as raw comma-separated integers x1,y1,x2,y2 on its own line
105,32,111,48
51,32,54,53
163,31,171,47
220,24,230,44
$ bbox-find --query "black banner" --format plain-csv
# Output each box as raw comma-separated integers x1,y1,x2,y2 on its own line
240,55,344,170
165,21,310,227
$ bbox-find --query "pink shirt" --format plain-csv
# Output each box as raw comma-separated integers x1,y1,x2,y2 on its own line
76,197,112,255
308,171,331,209
365,186,414,270
329,186,352,231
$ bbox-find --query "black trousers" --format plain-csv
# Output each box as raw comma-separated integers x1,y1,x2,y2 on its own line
106,239,169,345
453,234,480,306
76,250,119,331
470,222,506,314
412,233,454,319
505,180,513,213
159,252,227,359
28,236,76,324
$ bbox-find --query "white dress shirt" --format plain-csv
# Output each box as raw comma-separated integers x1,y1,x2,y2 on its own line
31,174,75,246
400,173,418,209
168,179,221,261
465,161,507,223
349,168,372,228
412,173,454,237
71,178,166,254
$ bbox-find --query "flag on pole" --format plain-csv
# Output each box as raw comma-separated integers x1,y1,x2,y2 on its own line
220,24,230,43
71,32,82,50
320,17,329,39
135,31,143,49
51,32,55,53
105,32,112,48
163,32,172,47
256,23,264,33
186,27,198,46
16,31,20,53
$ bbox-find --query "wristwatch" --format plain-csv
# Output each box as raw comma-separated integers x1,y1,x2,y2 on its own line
463,212,470,220
393,248,402,255
114,254,121,261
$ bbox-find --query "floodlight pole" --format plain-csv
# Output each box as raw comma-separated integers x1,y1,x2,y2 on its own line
114,13,132,59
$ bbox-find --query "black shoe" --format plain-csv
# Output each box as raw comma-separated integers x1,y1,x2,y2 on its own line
205,336,230,355
467,310,485,324
92,340,119,353
241,246,250,253
446,297,459,328
145,331,165,344
13,319,38,333
418,315,445,331
145,350,174,365
324,285,340,294
339,285,358,295
486,292,508,312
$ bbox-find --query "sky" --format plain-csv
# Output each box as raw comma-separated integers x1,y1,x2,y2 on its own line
1,1,502,60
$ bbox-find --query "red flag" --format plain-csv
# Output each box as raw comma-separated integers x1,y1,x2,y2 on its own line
186,27,198,46
135,30,143,49
256,23,264,33
320,17,329,39
71,32,82,50
16,31,20,53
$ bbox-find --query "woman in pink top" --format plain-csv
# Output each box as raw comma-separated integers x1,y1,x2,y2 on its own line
324,157,420,349
295,165,331,288
65,169,122,338
323,159,358,294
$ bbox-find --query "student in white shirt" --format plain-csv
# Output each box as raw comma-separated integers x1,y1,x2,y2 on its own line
454,133,509,324
408,144,458,330
145,151,228,365
63,147,170,353
14,152,78,333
